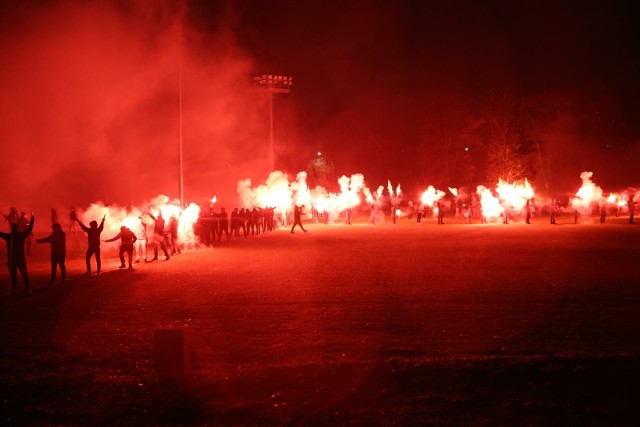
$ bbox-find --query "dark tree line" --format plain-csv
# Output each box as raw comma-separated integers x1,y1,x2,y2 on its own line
411,90,632,195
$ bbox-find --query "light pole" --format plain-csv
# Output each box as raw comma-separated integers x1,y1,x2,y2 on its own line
178,22,184,209
176,5,190,211
253,74,293,172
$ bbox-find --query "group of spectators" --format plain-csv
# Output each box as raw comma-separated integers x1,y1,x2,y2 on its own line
4,195,635,296
195,206,280,245
1,207,184,296
2,203,298,296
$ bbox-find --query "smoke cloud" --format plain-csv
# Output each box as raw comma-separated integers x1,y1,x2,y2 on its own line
0,0,269,231
2,1,639,233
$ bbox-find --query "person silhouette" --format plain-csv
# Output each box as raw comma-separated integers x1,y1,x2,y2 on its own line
69,207,78,234
104,226,137,270
148,211,170,261
36,222,66,283
0,212,35,295
51,208,58,226
437,200,445,224
290,205,308,234
2,206,19,226
76,214,105,276
218,208,230,242
550,199,557,224
168,216,182,254
133,216,148,263
17,212,34,256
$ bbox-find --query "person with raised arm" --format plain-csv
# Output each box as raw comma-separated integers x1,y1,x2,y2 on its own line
75,213,105,276
36,222,66,283
104,226,137,270
147,210,170,261
0,211,34,295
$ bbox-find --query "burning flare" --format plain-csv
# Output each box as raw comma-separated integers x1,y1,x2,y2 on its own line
476,185,503,220
78,195,201,249
571,171,603,216
495,178,534,215
420,186,445,208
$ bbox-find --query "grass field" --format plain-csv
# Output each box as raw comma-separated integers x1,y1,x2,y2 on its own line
1,216,639,425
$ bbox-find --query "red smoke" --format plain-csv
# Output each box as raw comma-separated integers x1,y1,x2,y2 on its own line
0,1,269,231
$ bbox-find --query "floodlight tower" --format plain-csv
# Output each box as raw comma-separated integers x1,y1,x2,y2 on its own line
253,74,293,172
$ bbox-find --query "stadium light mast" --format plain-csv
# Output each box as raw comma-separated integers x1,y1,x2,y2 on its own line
253,74,293,172
178,21,184,209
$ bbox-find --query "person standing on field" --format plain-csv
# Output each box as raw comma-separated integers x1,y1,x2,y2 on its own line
437,200,445,224
148,211,170,261
36,222,66,283
104,226,137,270
134,216,148,263
75,214,105,276
0,212,34,295
17,212,34,256
290,205,308,234
168,215,182,255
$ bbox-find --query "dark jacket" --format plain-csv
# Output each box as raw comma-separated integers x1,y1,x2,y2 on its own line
105,227,137,246
78,218,105,249
0,215,35,263
36,226,66,256
149,213,166,235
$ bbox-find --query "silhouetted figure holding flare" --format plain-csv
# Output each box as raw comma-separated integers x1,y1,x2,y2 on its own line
104,226,137,269
36,222,66,283
76,214,105,275
0,212,34,295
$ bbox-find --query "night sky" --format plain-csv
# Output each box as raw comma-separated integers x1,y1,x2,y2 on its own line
1,0,639,226
229,1,640,186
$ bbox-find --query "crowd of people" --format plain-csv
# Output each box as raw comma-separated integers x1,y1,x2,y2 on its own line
0,207,194,296
383,194,636,226
2,194,636,296
1,203,312,295
195,206,281,244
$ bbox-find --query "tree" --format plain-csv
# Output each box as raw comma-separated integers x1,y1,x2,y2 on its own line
520,93,570,194
413,97,483,188
305,154,336,190
479,93,530,184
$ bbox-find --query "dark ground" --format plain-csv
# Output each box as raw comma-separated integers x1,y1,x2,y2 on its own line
1,214,639,425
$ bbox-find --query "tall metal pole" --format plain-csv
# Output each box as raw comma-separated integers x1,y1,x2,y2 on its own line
253,75,293,174
269,91,274,172
178,21,184,209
